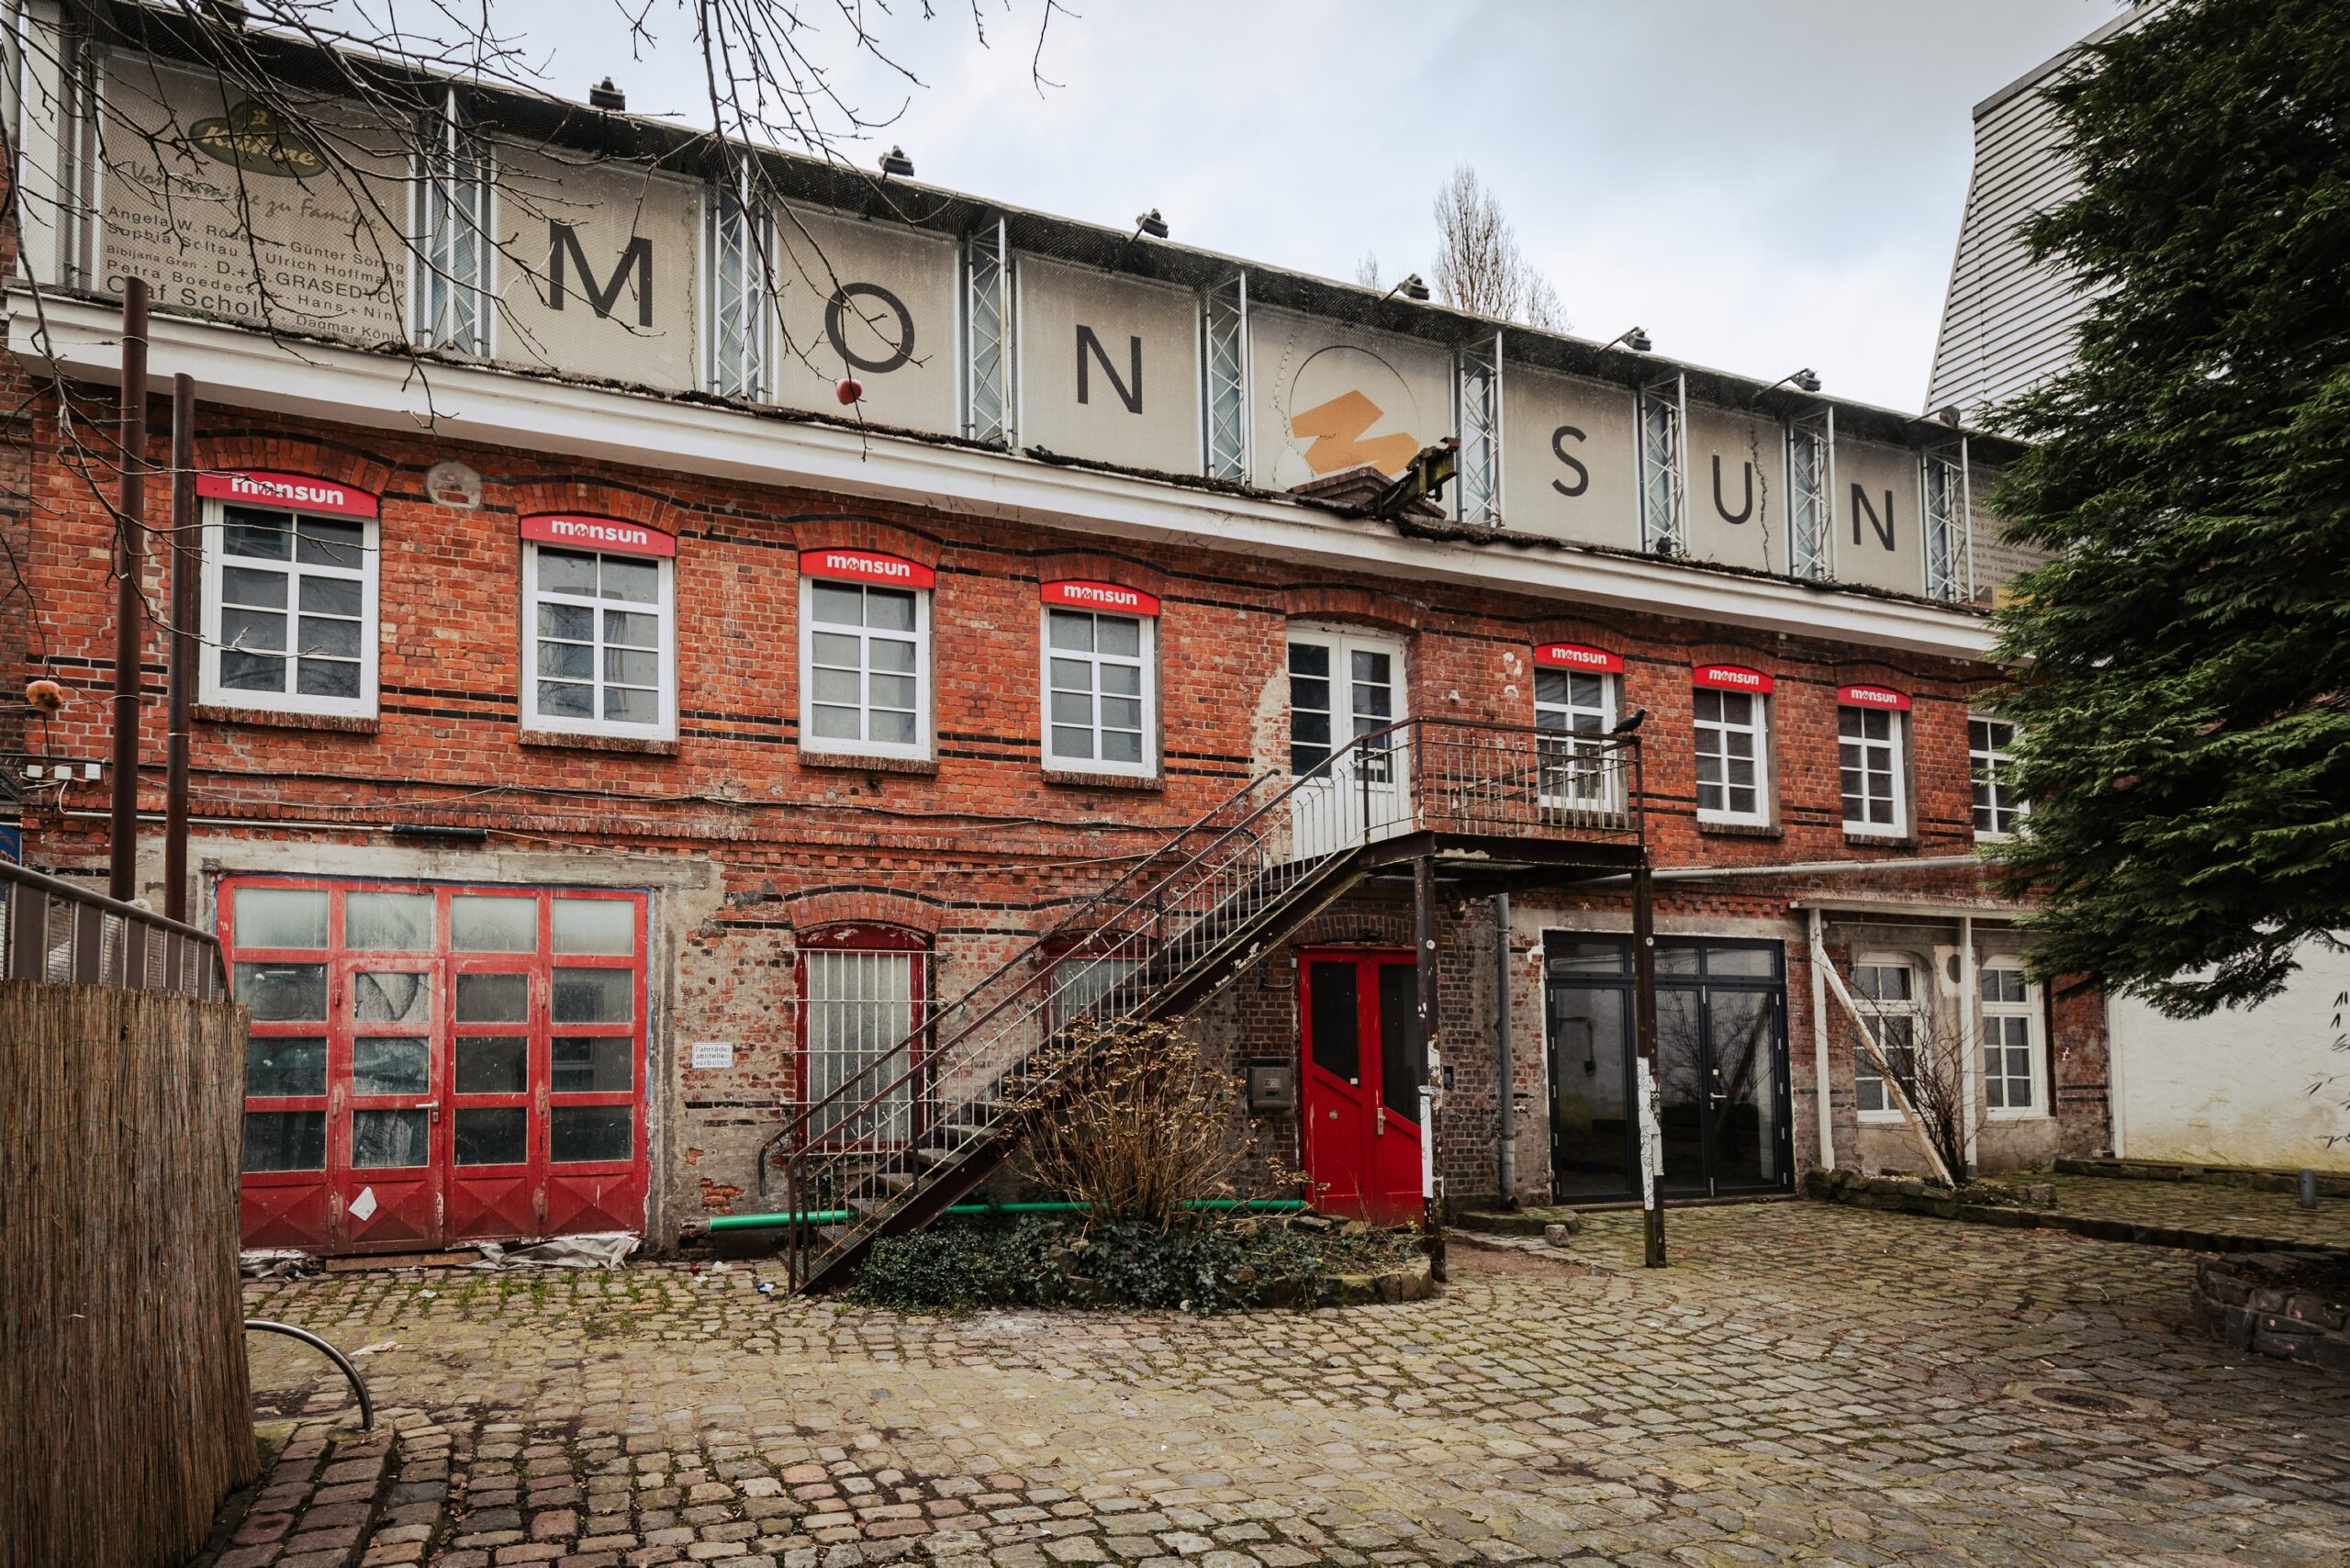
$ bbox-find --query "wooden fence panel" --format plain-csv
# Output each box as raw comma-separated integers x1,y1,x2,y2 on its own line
0,980,256,1568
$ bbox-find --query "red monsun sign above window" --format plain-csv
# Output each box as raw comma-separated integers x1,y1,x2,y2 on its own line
800,549,935,588
1693,664,1773,694
1534,643,1622,674
1041,579,1161,616
519,514,677,558
1837,684,1911,711
196,470,378,519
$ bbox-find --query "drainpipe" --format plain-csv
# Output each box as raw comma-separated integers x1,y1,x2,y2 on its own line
1807,906,1834,1171
1494,892,1516,1206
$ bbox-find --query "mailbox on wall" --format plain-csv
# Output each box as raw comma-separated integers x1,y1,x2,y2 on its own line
1247,1058,1297,1114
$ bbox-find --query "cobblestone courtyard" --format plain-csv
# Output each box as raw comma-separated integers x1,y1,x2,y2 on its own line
214,1203,2350,1568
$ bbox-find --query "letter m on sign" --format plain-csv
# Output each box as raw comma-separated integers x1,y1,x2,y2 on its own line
549,221,654,327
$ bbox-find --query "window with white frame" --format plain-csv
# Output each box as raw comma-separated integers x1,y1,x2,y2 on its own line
1971,716,2027,836
1043,609,1154,776
1980,961,2045,1117
204,504,378,718
1536,667,1618,809
523,546,674,737
1840,706,1908,835
802,578,930,758
1851,957,1922,1118
412,91,492,354
1693,689,1769,824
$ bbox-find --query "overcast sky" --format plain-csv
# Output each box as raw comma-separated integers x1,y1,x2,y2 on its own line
482,0,2120,413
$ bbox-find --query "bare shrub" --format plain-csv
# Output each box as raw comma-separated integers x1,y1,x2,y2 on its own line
1021,1016,1287,1230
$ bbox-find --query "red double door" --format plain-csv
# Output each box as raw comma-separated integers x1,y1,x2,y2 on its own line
227,879,649,1256
1298,950,1426,1226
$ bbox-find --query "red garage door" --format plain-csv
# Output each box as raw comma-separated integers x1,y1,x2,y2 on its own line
225,879,649,1256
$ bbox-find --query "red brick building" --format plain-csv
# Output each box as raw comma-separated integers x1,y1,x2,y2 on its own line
2,8,2107,1264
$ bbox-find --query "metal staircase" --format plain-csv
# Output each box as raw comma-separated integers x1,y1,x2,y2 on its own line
761,717,1643,1294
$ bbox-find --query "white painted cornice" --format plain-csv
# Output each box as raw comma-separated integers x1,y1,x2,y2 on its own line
10,293,1999,662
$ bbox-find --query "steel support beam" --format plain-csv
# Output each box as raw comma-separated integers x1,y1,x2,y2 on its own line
1632,857,1665,1266
107,278,148,904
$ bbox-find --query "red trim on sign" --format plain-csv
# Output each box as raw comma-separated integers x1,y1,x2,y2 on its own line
800,549,935,589
1837,684,1911,711
520,514,677,558
1041,579,1161,616
196,470,379,519
1693,664,1774,694
1533,642,1622,674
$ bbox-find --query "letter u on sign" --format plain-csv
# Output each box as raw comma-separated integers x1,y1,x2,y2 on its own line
800,549,935,588
1693,664,1773,693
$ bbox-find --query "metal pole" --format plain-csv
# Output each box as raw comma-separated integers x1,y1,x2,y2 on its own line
1493,891,1516,1205
163,373,196,923
1807,906,1835,1171
1632,858,1664,1267
1413,854,1445,1279
107,278,149,904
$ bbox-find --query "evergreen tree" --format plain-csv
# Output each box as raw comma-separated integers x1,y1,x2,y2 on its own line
1989,0,2350,1016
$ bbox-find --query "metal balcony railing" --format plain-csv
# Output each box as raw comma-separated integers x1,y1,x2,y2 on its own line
764,717,1642,1291
0,859,226,1000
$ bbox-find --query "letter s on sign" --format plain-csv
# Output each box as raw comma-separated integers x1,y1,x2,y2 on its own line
1551,425,1589,498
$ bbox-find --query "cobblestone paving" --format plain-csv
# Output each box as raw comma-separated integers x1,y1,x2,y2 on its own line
2025,1174,2350,1250
214,1204,2350,1568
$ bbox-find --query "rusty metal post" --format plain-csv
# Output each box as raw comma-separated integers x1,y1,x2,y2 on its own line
1632,857,1665,1266
107,278,149,904
163,372,196,922
1414,854,1445,1280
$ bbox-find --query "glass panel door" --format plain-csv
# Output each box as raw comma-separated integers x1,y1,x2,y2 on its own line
1707,990,1780,1190
1547,983,1631,1199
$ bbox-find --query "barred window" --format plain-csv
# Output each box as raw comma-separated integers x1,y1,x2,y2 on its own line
800,939,923,1146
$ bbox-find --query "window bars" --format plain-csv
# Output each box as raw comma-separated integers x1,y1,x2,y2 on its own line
1922,440,1972,603
1786,405,1835,581
1455,332,1503,525
706,164,769,398
1203,274,1249,481
413,90,492,354
963,218,1011,445
1639,372,1687,554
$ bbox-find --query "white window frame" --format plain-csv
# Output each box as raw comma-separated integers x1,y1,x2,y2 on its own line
520,543,677,742
799,576,933,762
1039,608,1157,778
1851,954,1923,1124
1839,704,1908,838
1980,960,2047,1120
704,166,771,398
200,498,381,720
1970,714,2027,839
1535,667,1619,811
1693,688,1771,826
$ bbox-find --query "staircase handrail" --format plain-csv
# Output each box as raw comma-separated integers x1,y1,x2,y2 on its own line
760,718,1639,1180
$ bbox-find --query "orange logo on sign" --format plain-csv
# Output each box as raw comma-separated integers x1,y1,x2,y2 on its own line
1291,390,1421,477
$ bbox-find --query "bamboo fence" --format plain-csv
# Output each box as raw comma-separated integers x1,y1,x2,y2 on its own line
0,980,257,1568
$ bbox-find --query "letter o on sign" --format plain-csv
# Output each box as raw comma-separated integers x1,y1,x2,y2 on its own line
824,284,916,375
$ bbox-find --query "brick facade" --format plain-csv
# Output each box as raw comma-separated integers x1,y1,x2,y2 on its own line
7,388,2109,1249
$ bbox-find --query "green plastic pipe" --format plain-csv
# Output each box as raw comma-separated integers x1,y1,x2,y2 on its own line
706,1197,1305,1232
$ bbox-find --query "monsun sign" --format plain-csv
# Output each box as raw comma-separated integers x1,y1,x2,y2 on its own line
84,47,1978,602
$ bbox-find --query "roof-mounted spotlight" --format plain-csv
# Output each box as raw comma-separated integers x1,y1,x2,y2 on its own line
1134,208,1169,241
588,76,625,111
878,145,914,178
1381,272,1430,303
1603,326,1652,353
1766,367,1822,394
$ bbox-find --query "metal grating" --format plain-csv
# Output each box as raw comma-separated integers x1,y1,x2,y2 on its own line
964,218,1011,445
1922,442,1971,602
1787,406,1834,581
1203,274,1248,481
1639,373,1687,554
1455,333,1503,525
